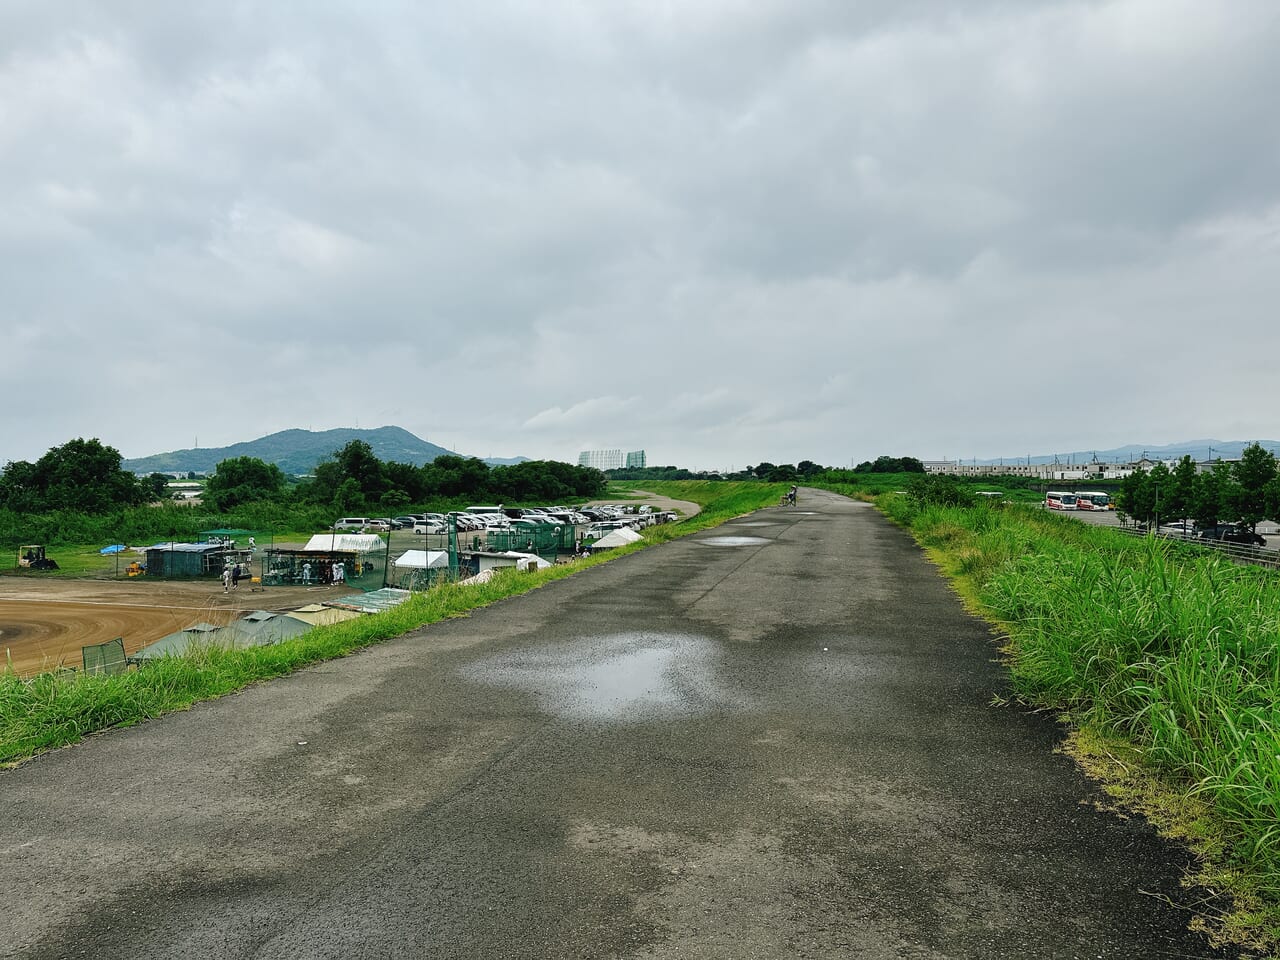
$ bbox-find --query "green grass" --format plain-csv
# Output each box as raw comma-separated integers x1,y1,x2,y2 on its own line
0,481,784,767
857,491,1280,952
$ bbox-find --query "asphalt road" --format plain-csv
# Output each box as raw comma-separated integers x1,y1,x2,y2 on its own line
3,489,1238,959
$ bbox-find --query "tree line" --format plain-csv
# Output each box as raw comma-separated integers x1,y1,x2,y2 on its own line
1115,443,1280,532
0,439,170,513
0,438,607,546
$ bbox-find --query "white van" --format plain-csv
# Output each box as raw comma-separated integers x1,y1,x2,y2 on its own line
333,517,371,531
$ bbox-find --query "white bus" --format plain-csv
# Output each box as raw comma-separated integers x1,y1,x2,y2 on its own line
1045,491,1078,510
1074,491,1111,511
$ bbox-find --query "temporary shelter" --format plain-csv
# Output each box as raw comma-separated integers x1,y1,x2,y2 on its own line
99,544,127,555
591,527,643,549
473,551,552,573
394,550,450,570
302,533,386,554
393,549,452,589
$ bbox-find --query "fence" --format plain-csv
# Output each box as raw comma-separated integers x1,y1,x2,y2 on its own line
485,525,566,562
1113,526,1280,570
260,549,386,591
82,637,127,676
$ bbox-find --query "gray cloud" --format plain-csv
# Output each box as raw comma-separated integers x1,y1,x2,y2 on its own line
2,0,1278,468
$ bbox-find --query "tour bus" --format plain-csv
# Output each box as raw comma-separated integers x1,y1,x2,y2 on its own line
1074,491,1111,511
1045,491,1078,510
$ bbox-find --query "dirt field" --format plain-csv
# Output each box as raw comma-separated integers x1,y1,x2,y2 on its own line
0,576,357,677
1,495,696,679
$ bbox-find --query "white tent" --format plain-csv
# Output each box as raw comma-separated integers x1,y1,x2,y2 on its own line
475,551,552,573
302,533,386,554
592,528,643,549
394,550,451,570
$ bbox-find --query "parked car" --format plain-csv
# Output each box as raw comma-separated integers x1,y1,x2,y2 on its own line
333,517,371,531
1199,524,1267,546
413,520,446,535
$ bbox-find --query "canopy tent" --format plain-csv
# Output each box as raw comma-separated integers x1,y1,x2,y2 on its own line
200,528,253,541
302,533,386,554
591,528,643,549
473,551,552,573
394,550,450,570
393,549,451,590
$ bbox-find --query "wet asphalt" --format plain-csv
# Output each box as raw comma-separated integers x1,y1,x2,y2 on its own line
2,488,1239,959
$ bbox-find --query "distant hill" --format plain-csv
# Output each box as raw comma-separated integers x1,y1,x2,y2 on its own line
970,439,1280,467
123,426,528,475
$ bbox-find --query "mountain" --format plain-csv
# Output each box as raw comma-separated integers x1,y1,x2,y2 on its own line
970,439,1280,467
123,426,526,475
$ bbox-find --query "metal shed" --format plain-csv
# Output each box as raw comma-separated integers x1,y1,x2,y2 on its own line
144,542,225,577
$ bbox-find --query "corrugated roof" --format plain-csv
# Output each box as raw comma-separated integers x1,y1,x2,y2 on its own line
323,587,412,613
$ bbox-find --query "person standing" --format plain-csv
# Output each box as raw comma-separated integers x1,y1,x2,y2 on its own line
222,563,233,593
302,561,313,584
231,563,241,591
333,560,345,584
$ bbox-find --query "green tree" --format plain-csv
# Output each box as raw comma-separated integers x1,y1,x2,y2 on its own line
1147,461,1171,525
1117,469,1151,523
0,438,143,513
1191,462,1232,531
1166,455,1198,523
1231,442,1277,533
306,440,388,508
144,473,172,501
1265,476,1280,526
205,457,286,511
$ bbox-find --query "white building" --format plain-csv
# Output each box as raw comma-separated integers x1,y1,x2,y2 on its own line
578,449,624,470
579,448,648,470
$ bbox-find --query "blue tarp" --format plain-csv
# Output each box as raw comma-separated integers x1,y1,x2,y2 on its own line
99,544,127,554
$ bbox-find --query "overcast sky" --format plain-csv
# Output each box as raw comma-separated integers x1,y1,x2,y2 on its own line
3,1,1278,470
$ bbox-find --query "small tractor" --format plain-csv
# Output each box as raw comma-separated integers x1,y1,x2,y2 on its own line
18,545,59,571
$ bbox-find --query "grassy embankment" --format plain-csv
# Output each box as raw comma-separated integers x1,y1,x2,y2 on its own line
822,478,1280,952
0,481,784,767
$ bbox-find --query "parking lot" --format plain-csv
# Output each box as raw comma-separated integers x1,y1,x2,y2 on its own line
1058,505,1280,551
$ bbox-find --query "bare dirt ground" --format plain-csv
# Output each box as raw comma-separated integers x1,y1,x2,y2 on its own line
0,576,356,677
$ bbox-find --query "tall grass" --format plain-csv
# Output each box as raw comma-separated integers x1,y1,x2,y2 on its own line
0,481,784,767
864,492,1280,945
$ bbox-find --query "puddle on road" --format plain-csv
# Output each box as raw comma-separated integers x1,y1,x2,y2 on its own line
462,632,741,722
696,536,771,547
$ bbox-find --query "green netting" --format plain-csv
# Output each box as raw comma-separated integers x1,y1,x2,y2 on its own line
83,637,127,676
485,525,562,561
259,550,386,591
